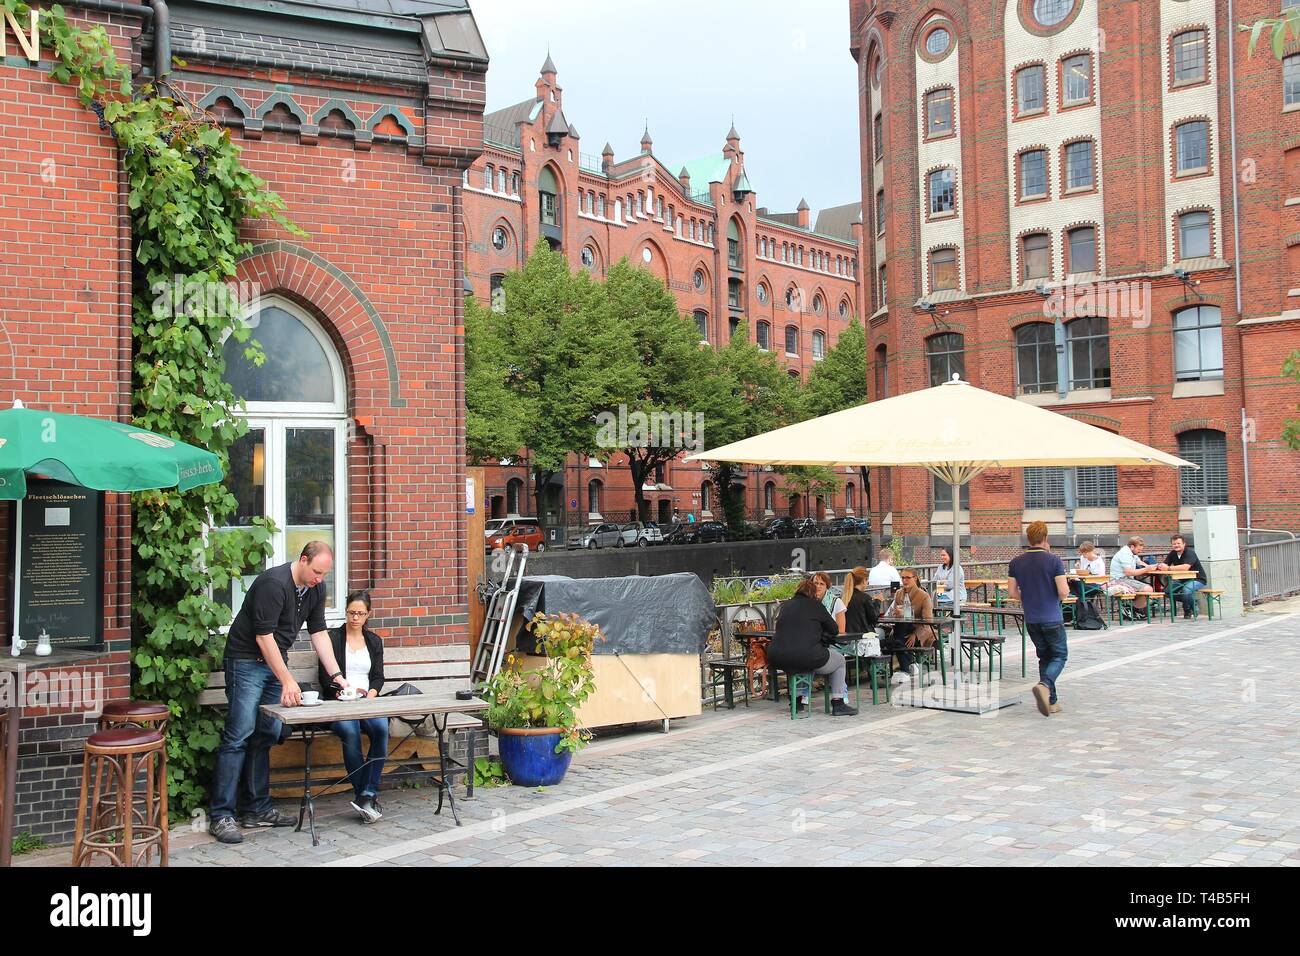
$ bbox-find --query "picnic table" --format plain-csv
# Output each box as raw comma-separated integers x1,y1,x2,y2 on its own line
965,579,1009,604
0,647,108,867
1146,569,1200,621
261,692,487,845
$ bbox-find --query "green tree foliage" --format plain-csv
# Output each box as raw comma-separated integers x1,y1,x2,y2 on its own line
596,261,729,520
464,296,527,463
1284,351,1300,450
8,0,293,814
707,322,802,530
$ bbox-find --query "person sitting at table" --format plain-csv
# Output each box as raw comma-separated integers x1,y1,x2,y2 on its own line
884,569,936,682
815,571,847,632
932,548,966,606
867,548,902,588
842,566,880,637
319,590,388,824
1157,533,1208,620
768,576,859,717
1075,541,1106,576
1106,536,1154,617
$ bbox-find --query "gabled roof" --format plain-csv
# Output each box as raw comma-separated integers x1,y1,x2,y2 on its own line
813,201,863,241
679,153,731,189
484,96,541,131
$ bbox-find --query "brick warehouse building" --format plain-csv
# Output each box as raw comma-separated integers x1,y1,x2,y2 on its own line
464,58,867,538
850,0,1300,554
0,0,486,844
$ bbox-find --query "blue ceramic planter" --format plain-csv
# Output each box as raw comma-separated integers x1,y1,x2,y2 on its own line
498,728,574,787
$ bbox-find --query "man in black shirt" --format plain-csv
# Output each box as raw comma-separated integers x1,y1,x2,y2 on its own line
1157,534,1208,619
208,541,347,844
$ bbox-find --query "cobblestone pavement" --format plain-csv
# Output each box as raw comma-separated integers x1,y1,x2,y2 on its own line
73,609,1300,866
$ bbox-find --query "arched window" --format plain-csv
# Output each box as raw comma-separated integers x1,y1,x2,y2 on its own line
506,478,523,515
812,330,826,361
1175,121,1209,176
1015,323,1057,394
874,343,888,399
484,163,494,190
694,310,709,342
756,320,771,351
1178,430,1229,505
587,479,603,516
925,87,954,137
220,299,349,616
490,274,505,313
926,332,965,387
844,483,855,514
928,168,955,216
764,481,776,513
700,482,712,513
1174,305,1224,382
785,325,800,355
1067,226,1097,274
930,247,958,290
1178,211,1212,259
727,218,742,269
538,166,560,225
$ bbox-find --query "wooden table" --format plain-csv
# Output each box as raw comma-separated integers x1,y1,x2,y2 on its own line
1,647,109,867
953,606,1027,677
965,579,1009,604
1147,569,1200,621
261,692,487,845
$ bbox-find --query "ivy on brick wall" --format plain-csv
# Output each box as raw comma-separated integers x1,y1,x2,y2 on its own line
5,0,301,814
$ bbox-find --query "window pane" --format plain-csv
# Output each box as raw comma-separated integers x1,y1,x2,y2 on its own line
928,89,953,135
285,428,338,611
1068,227,1097,273
929,169,954,214
1174,31,1207,84
1076,466,1118,508
1180,213,1211,258
1199,327,1224,378
1067,317,1110,389
1021,151,1047,198
933,476,969,511
1023,233,1049,279
226,428,266,527
931,249,958,290
1063,54,1091,102
1024,466,1066,509
1178,430,1229,506
1066,141,1093,190
1287,55,1300,106
1016,324,1057,394
786,327,798,354
223,306,335,404
1018,66,1045,113
1176,122,1208,173
1174,328,1201,380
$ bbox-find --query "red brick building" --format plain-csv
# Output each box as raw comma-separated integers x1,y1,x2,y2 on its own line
850,0,1300,552
1,0,485,843
464,58,866,538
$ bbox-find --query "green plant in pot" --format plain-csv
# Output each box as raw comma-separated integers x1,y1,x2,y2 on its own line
484,612,601,786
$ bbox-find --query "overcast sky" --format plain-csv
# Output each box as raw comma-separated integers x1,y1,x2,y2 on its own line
470,0,862,218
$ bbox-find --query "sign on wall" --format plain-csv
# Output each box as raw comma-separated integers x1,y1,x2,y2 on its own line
11,479,105,649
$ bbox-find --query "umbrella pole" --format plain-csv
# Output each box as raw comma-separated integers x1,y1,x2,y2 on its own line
950,480,962,686
9,500,21,657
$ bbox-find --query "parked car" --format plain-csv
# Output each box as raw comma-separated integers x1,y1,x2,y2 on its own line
682,520,730,544
485,517,540,539
579,523,626,549
822,517,860,537
619,521,664,547
761,517,798,540
852,517,872,535
792,517,820,538
486,523,545,553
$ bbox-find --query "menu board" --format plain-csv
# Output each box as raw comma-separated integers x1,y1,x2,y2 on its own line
12,479,104,649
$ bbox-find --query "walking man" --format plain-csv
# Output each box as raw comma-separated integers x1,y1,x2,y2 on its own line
208,541,347,844
1007,521,1069,717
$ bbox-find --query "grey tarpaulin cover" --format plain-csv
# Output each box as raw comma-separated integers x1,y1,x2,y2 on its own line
515,574,715,656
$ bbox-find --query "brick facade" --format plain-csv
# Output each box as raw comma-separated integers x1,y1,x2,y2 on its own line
1,0,485,845
849,0,1300,552
465,59,867,535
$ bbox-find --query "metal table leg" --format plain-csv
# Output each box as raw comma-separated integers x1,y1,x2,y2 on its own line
432,713,461,826
295,727,319,847
1,683,20,868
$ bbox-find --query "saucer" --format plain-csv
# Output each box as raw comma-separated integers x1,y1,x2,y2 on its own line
299,699,323,707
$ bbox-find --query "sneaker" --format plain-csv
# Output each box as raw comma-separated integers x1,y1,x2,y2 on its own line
794,699,808,715
351,796,380,824
1031,683,1052,717
238,807,297,828
1049,702,1062,714
209,816,243,844
831,700,859,717
1183,609,1193,620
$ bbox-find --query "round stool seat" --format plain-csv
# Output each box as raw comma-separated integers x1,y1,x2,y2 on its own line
86,727,164,751
102,701,169,721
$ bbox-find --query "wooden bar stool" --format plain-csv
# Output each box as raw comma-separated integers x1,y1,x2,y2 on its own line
99,700,170,732
73,727,168,867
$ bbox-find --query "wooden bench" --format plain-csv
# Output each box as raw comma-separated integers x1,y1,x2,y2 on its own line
201,644,484,798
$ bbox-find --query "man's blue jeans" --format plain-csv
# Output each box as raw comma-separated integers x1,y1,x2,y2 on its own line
210,658,284,820
333,718,390,800
1171,579,1206,615
1026,623,1068,705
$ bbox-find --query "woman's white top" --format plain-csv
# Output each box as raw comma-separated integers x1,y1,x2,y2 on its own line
344,643,371,694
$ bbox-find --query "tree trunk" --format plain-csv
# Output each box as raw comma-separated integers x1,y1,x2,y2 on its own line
627,454,649,525
860,465,879,556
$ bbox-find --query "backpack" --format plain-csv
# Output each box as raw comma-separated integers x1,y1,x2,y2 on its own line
1073,591,1108,630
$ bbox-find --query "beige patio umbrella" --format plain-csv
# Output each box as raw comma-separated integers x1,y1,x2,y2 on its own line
687,377,1195,704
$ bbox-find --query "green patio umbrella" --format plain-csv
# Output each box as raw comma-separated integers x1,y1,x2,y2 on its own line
2,400,223,655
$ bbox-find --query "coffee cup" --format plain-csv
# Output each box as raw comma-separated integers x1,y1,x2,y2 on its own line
301,690,320,705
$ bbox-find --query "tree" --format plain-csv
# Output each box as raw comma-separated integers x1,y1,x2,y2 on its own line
464,295,527,463
798,319,879,551
706,322,803,530
778,465,841,520
469,242,636,521
595,260,729,520
1284,351,1300,450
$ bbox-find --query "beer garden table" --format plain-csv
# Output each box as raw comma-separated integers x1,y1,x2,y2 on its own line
1146,569,1200,622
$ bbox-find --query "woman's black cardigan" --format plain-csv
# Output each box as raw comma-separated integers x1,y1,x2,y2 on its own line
766,593,839,673
318,626,385,700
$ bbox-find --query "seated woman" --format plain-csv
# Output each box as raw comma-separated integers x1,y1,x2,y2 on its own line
319,590,388,824
842,566,880,640
931,548,966,606
768,576,859,717
815,570,847,631
884,569,936,682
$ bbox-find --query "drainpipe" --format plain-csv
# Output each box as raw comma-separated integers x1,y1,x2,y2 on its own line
1226,0,1243,318
61,1,169,82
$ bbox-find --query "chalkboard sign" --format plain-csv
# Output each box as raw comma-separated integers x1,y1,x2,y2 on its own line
11,479,104,649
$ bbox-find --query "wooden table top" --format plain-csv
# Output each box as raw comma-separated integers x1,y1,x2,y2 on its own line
262,693,487,726
1068,574,1110,584
0,646,109,674
1147,570,1198,579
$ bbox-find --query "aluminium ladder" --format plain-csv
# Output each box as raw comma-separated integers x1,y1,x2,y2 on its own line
471,544,528,687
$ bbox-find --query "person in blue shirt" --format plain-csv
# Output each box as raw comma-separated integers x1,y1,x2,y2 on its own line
1007,521,1069,717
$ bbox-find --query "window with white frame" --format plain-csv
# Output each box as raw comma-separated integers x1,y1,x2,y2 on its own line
219,299,350,620
1173,305,1224,381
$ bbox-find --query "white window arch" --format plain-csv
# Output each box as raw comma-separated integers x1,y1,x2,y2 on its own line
219,296,350,620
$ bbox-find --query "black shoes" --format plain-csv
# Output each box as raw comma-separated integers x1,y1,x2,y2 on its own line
794,700,808,715
238,807,297,828
351,796,383,824
209,816,243,844
831,700,859,717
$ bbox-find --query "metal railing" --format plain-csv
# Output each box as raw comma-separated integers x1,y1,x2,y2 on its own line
1242,536,1300,604
483,122,521,149
579,152,605,173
